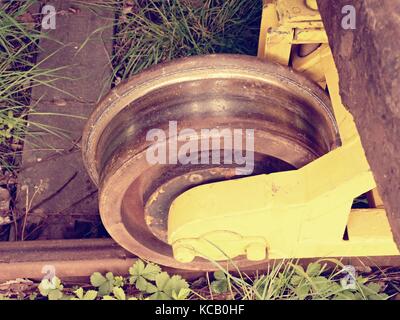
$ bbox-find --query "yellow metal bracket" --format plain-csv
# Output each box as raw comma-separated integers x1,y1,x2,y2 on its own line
168,0,399,263
258,0,327,64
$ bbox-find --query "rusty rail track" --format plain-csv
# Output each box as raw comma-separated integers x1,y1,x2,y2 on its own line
0,239,136,281
1,239,399,281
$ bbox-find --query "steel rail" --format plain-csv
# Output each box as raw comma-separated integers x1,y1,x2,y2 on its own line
0,239,399,281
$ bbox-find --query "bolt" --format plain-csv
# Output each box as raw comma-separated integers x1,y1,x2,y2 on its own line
173,244,196,263
246,242,267,261
292,7,301,14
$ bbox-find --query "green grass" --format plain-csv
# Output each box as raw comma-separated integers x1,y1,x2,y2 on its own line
76,0,262,82
113,0,261,80
0,2,79,244
202,259,391,300
0,1,67,172
0,0,42,171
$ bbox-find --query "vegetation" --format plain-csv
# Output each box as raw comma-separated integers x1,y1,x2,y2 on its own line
77,0,262,82
0,0,62,173
0,259,397,300
112,0,261,80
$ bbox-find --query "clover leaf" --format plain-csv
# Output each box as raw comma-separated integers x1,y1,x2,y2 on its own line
73,287,98,300
38,277,64,300
146,272,189,300
211,271,229,294
90,271,122,296
129,259,161,291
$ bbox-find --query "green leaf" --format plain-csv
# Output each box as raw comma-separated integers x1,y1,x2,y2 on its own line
136,277,149,292
333,291,356,300
366,282,381,294
48,289,63,301
105,272,115,281
313,276,331,290
294,283,310,300
354,292,364,300
356,282,387,300
144,272,190,300
211,279,228,294
142,263,162,281
114,276,125,287
148,292,171,300
53,277,62,288
29,293,38,300
378,293,389,300
113,287,126,300
139,271,189,300
129,260,145,280
356,276,368,285
306,263,322,277
84,290,98,300
98,281,113,296
214,271,226,280
290,275,303,286
292,264,306,277
129,259,161,288
38,279,51,296
368,293,388,300
74,287,84,299
211,272,228,294
90,272,118,296
155,272,170,292
145,282,158,294
172,288,191,300
164,275,189,297
90,272,107,287
38,277,64,300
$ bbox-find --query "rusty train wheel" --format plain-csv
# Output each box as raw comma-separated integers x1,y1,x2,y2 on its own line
82,54,340,271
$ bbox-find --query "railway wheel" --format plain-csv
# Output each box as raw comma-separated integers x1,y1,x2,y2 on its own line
82,54,340,271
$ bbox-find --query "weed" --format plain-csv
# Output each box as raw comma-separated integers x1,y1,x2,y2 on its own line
75,0,262,82
0,1,60,173
0,259,389,300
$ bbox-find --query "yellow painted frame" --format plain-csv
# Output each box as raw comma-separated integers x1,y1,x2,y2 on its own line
167,0,399,263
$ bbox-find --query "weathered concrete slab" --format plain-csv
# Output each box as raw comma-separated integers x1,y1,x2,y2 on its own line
17,0,113,239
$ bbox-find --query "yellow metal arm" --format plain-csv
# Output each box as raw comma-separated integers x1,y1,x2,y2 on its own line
168,129,396,263
168,0,399,264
